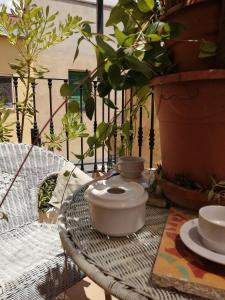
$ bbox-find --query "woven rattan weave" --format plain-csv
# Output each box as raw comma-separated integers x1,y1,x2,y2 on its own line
59,186,202,300
0,143,83,300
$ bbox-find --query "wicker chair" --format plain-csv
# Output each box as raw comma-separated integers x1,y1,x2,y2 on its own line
0,143,84,300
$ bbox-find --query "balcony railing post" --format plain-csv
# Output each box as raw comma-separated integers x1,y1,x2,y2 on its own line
107,92,112,171
101,96,105,172
64,79,69,160
121,90,125,147
129,89,133,156
31,80,40,146
80,85,84,171
138,104,143,157
48,79,54,136
97,0,103,34
13,77,22,143
93,81,98,172
113,91,117,164
149,93,155,168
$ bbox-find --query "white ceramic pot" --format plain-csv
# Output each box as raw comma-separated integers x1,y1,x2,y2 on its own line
115,156,144,179
84,180,148,237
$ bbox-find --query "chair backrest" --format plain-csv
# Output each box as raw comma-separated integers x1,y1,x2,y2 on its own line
0,143,67,233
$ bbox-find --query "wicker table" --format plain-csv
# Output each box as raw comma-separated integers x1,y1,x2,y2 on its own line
58,185,199,300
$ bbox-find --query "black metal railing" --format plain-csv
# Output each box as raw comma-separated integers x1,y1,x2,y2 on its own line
12,76,156,173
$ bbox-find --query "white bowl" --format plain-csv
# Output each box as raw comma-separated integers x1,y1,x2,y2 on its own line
198,205,225,254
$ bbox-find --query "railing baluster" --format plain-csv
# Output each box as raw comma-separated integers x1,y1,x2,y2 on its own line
31,80,40,146
13,77,22,143
129,89,133,156
101,96,105,172
48,79,54,136
107,92,112,171
138,105,143,157
113,91,117,164
121,90,125,148
64,79,69,160
149,93,155,168
80,85,84,171
93,81,98,172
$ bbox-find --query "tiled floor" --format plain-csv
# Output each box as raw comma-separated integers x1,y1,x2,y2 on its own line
53,277,118,300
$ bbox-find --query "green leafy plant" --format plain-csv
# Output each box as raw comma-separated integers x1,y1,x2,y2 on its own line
151,165,225,205
42,110,89,152
0,0,89,141
0,93,15,142
38,174,57,211
208,176,225,203
61,0,185,157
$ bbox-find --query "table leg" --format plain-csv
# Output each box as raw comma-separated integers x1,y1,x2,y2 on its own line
104,291,113,300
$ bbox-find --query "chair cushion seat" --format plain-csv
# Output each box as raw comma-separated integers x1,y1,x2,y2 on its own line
0,222,82,300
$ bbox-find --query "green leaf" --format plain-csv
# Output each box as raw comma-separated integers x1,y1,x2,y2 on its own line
103,98,117,109
97,82,112,97
0,211,8,222
74,154,85,160
124,56,152,78
114,27,127,46
68,101,80,113
108,64,123,89
96,36,117,58
199,40,217,58
208,189,215,201
60,83,73,97
106,6,122,26
126,70,149,86
119,145,125,157
85,96,95,120
87,136,96,148
123,34,137,47
137,0,154,12
73,36,84,62
147,33,161,42
81,22,92,37
96,122,108,140
104,60,112,72
105,139,112,150
46,5,49,16
47,13,58,23
63,170,71,177
2,110,10,123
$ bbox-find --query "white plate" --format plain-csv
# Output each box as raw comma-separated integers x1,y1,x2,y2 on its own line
180,218,225,265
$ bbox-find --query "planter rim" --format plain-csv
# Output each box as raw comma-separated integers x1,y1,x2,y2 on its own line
161,180,205,195
161,0,213,20
150,69,225,87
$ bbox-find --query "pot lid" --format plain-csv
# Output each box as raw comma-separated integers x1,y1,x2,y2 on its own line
85,180,148,209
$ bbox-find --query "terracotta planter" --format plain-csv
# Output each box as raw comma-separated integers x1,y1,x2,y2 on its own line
162,0,220,71
151,69,225,186
160,180,225,211
160,180,208,210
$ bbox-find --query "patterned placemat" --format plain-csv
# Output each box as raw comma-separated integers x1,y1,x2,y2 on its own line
151,208,225,300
